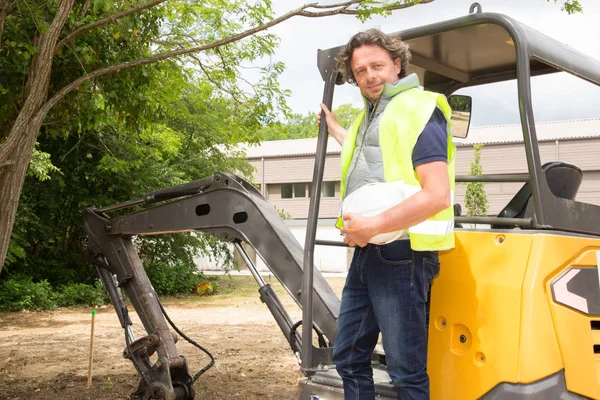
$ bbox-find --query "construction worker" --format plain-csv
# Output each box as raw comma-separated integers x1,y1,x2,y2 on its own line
319,29,455,399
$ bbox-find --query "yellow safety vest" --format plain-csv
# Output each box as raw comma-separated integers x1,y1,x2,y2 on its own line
337,88,456,251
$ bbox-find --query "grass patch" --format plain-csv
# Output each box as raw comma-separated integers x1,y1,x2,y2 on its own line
161,274,346,308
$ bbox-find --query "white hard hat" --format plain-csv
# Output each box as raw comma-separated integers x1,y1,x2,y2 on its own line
341,180,406,245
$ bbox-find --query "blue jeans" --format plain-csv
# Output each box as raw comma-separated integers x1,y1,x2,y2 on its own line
332,240,440,400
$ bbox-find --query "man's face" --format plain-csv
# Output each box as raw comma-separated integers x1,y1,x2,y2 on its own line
350,44,401,104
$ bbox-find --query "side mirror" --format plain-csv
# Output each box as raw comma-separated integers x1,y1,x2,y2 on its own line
448,95,472,139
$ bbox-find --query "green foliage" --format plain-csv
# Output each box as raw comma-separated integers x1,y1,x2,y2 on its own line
100,376,114,392
275,206,291,220
5,73,252,287
333,104,362,129
547,0,583,14
55,282,109,308
287,112,318,139
27,143,61,181
138,232,235,272
464,144,489,217
354,0,423,23
0,276,109,311
135,232,231,295
208,278,220,294
257,112,316,141
145,262,205,296
5,233,27,266
257,104,361,141
448,95,471,113
0,277,57,311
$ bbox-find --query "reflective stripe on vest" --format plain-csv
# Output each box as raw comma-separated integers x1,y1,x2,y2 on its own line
403,184,455,236
338,87,456,251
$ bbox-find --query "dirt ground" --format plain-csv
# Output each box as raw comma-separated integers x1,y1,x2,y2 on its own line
0,275,345,400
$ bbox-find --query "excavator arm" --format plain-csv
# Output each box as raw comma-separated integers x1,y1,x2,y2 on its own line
84,172,340,400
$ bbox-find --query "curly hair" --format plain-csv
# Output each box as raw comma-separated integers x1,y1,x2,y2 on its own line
335,29,411,85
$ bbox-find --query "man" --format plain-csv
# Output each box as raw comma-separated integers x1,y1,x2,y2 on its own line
319,29,455,399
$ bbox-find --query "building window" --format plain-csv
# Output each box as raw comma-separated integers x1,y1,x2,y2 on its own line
323,181,335,198
307,182,336,198
279,182,335,199
294,183,306,198
281,183,293,199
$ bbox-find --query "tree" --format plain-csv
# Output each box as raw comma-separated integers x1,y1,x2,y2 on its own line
0,0,437,271
258,104,361,141
3,78,255,284
288,112,319,139
332,103,362,129
464,143,489,217
257,112,318,141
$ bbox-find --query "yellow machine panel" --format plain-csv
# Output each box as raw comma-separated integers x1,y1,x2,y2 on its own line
544,241,600,399
428,230,600,399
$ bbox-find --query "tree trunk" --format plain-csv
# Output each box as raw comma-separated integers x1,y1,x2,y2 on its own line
0,119,42,268
0,1,14,42
0,0,74,271
0,7,7,41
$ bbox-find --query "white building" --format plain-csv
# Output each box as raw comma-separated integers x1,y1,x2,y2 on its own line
198,118,600,273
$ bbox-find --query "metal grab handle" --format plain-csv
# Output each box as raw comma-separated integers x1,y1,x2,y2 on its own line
301,66,339,372
469,2,482,14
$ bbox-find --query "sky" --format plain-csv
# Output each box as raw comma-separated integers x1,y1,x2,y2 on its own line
257,0,600,127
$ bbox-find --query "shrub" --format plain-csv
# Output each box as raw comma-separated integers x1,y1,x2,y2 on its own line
0,277,111,311
145,262,207,296
206,277,220,294
56,282,109,308
0,277,58,311
0,265,218,311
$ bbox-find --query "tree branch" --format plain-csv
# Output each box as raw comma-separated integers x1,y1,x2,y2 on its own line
0,0,15,42
42,0,431,116
237,74,260,97
189,54,245,105
152,39,188,47
57,0,168,50
299,0,434,17
156,32,203,46
79,0,92,17
60,130,88,161
308,1,358,9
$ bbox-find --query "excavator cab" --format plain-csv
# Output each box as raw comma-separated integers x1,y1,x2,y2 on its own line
84,4,600,399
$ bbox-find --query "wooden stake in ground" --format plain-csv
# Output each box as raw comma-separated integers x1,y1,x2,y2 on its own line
87,310,96,388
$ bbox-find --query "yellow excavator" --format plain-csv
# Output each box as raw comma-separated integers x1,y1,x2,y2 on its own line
84,3,600,399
